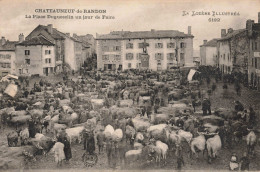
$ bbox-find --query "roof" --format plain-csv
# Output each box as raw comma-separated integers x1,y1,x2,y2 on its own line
218,29,246,41
0,41,18,51
17,36,55,46
200,39,218,47
96,30,194,40
27,25,83,43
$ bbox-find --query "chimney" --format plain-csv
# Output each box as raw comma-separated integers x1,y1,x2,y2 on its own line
1,36,6,46
221,29,226,38
228,28,233,34
19,33,24,43
73,33,77,39
188,26,191,35
47,24,53,34
246,20,254,37
66,33,70,37
258,12,260,23
203,40,207,45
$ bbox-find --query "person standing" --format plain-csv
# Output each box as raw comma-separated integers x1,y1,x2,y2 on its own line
106,138,113,167
229,153,239,171
28,119,36,138
202,98,208,116
249,107,256,127
63,137,72,162
176,144,184,170
240,152,250,171
96,129,105,154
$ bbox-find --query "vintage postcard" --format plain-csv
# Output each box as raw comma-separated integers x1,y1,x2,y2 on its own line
0,0,260,171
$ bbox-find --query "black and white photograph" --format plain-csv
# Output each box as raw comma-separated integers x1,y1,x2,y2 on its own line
0,0,260,171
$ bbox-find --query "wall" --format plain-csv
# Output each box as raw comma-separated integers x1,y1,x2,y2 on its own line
42,46,55,69
74,41,83,71
0,51,16,76
64,37,76,71
218,40,232,74
201,46,217,66
97,39,122,70
16,45,43,76
97,37,193,71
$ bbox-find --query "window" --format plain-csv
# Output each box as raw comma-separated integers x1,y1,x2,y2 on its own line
167,43,175,48
115,55,121,60
113,46,121,51
26,69,28,73
103,46,109,51
255,42,258,50
136,53,142,60
167,53,175,60
252,58,254,67
138,43,143,49
126,43,133,49
25,50,30,55
25,59,30,65
19,69,22,74
128,63,131,68
45,50,51,55
155,43,163,48
180,42,186,48
45,58,51,63
255,58,258,68
126,53,134,60
223,54,225,60
102,55,109,60
155,53,164,60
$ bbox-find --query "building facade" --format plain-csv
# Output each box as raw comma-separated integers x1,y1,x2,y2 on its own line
247,13,260,90
96,28,194,71
26,24,85,72
217,28,249,74
15,36,55,76
0,37,18,76
200,39,218,66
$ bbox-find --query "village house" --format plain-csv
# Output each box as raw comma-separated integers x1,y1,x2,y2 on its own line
200,39,218,66
0,36,19,76
15,36,55,76
247,12,260,90
25,24,85,72
96,27,194,71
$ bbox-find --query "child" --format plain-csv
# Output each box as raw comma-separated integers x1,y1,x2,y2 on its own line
229,153,239,171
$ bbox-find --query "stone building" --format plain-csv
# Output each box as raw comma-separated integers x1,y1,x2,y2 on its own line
15,36,55,76
217,28,249,75
26,24,85,72
200,39,218,66
96,27,194,71
247,12,260,90
0,36,18,76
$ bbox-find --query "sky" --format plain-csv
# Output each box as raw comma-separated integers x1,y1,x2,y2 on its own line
0,0,259,51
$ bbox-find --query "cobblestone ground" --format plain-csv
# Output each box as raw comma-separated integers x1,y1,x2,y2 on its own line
1,76,260,171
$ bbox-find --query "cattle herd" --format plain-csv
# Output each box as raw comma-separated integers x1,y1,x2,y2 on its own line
0,67,259,170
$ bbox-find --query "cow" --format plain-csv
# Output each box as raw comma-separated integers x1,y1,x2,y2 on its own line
206,134,222,163
190,133,206,159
